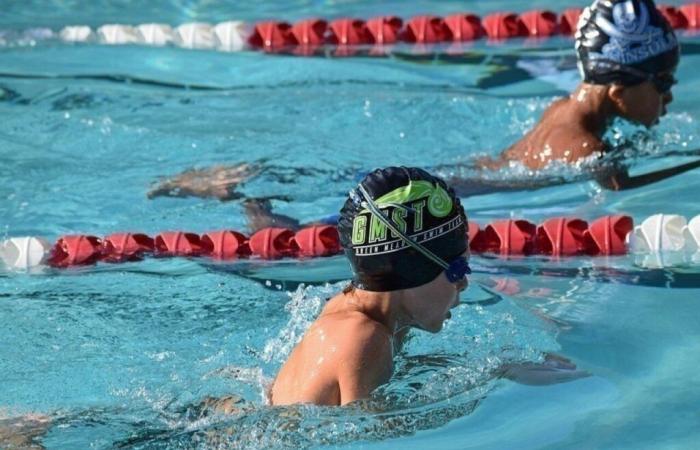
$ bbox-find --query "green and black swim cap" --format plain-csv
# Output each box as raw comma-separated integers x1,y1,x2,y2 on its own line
338,167,468,292
576,0,679,87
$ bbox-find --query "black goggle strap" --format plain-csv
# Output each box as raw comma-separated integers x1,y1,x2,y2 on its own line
357,183,450,271
590,59,676,90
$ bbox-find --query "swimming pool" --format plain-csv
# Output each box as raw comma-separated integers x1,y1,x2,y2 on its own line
2,0,700,448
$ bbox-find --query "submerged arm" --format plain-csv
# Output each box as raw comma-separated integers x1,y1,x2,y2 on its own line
597,158,700,191
445,175,570,197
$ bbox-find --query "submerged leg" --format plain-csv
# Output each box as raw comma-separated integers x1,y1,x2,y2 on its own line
147,163,260,201
0,414,51,450
243,198,300,233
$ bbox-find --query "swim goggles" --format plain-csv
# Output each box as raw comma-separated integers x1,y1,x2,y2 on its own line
356,183,471,284
591,59,677,93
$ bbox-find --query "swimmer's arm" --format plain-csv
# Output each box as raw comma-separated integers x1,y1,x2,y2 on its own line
337,328,393,405
499,353,590,386
598,159,700,191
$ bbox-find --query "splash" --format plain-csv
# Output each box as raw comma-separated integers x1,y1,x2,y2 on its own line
117,283,561,449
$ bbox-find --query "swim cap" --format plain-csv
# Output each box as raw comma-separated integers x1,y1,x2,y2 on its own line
338,167,468,292
576,0,679,85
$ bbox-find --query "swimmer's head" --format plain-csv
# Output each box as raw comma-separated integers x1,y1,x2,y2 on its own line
339,167,469,331
339,167,469,290
576,0,678,126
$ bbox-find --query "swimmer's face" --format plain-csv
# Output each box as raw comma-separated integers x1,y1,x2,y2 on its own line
407,255,469,333
610,78,674,128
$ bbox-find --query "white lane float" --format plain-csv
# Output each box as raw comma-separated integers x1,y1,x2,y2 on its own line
684,215,700,253
97,24,142,45
627,214,689,253
174,23,218,49
59,26,95,43
213,21,250,52
0,237,52,270
136,23,175,46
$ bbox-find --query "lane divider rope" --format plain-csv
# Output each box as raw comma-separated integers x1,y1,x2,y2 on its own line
1,4,699,54
2,214,700,270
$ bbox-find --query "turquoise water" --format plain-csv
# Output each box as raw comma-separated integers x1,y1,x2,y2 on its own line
2,1,700,449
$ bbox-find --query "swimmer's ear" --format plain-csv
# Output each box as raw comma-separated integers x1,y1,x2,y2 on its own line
607,84,632,117
607,84,626,105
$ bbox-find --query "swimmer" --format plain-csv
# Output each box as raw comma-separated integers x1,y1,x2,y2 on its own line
0,396,249,449
475,0,700,191
270,167,587,406
270,167,470,405
0,173,585,446
147,0,699,206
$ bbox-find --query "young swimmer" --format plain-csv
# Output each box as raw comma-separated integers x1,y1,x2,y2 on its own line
147,0,700,205
0,168,586,447
477,0,700,191
271,167,470,405
269,167,588,405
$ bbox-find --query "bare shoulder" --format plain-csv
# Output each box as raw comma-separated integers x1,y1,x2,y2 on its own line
318,312,393,403
317,311,392,355
547,126,605,160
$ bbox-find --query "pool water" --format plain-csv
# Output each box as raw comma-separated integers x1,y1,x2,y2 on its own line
2,1,700,449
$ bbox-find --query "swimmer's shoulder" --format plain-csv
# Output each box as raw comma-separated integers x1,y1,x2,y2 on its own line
313,309,392,363
317,310,391,345
318,311,393,402
546,126,605,161
540,96,570,119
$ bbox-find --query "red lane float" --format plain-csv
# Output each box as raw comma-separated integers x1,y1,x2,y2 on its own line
659,5,689,29
248,227,298,259
402,16,449,43
294,225,340,257
155,232,203,257
291,18,327,46
467,221,481,245
444,13,484,41
519,10,559,37
248,21,294,51
584,215,633,256
327,18,372,45
535,218,589,256
201,230,250,259
49,235,102,267
559,8,583,35
473,219,537,255
102,233,154,262
681,3,700,28
366,16,403,45
482,12,527,40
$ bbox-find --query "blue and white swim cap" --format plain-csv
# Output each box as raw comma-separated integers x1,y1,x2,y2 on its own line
576,0,679,85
